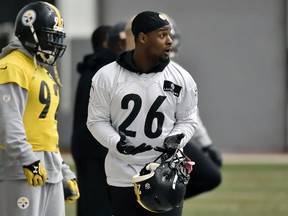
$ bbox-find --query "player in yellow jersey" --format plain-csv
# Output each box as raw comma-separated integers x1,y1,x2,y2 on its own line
0,2,79,216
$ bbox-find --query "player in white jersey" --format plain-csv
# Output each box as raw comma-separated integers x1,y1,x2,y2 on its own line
87,11,198,216
125,14,222,201
0,2,79,216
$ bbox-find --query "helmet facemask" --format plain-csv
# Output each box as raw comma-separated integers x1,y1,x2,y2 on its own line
35,27,66,65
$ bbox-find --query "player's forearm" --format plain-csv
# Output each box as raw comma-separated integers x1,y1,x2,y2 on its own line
61,160,76,180
191,130,212,147
168,111,198,148
191,111,212,147
87,115,120,150
0,84,38,165
87,80,121,151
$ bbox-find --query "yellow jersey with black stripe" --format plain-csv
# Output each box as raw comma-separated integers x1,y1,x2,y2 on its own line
0,50,60,152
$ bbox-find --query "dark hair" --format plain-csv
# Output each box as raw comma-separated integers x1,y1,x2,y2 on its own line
91,25,111,52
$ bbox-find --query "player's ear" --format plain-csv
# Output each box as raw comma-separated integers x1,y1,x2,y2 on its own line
138,32,147,44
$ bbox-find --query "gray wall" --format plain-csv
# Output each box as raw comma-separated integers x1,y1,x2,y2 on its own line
59,0,287,153
58,39,92,149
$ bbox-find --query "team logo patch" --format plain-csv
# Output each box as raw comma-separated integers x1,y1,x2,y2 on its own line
2,94,11,102
163,80,182,97
17,197,29,209
22,10,36,26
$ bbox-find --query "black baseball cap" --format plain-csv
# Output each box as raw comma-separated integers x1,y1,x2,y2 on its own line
131,11,170,36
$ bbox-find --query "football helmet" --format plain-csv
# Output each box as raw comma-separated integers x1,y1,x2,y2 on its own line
132,148,194,213
14,1,66,65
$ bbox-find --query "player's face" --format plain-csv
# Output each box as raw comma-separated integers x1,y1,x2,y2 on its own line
145,26,173,62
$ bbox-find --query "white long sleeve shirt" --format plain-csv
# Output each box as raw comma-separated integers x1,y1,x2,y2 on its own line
87,60,198,186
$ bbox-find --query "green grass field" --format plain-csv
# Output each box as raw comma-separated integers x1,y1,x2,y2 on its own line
65,163,288,216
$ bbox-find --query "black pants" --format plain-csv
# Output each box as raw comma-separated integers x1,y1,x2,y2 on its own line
73,142,221,216
109,186,183,216
183,142,222,199
74,157,112,216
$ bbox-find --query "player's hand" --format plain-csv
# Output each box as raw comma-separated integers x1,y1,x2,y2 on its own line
163,133,185,153
116,132,152,155
23,160,47,186
63,178,80,203
202,145,223,167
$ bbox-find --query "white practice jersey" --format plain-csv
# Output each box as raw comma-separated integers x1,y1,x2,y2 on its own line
87,59,198,187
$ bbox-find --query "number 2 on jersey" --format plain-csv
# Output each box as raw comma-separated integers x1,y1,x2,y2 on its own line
118,94,166,139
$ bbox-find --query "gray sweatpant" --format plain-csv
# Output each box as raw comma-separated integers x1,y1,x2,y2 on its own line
0,180,65,216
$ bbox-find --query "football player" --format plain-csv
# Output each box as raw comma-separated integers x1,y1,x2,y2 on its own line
87,11,198,216
0,2,79,216
167,16,222,199
124,13,222,202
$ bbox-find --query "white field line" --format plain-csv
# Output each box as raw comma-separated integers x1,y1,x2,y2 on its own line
62,152,288,165
223,153,288,164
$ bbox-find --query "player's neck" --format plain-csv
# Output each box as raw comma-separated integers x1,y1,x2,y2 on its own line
132,50,158,73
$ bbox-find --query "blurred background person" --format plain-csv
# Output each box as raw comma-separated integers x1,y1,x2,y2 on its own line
168,17,222,199
71,22,127,216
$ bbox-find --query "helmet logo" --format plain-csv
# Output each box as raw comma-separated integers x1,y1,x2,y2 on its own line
159,13,168,21
22,10,36,26
144,183,151,190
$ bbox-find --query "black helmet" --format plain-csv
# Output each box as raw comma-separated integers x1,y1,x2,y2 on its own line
14,1,66,65
132,148,194,213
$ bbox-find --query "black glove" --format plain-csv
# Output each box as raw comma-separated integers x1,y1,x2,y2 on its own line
116,132,152,155
202,145,223,167
163,133,185,153
154,133,185,161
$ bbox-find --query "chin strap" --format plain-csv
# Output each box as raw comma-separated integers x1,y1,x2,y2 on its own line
53,65,63,87
33,55,38,78
33,54,62,87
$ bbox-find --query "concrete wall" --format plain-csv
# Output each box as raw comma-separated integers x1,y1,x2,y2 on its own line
2,0,286,153
59,0,286,153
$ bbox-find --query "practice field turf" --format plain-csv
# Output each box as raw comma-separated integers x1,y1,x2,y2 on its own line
65,158,288,216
